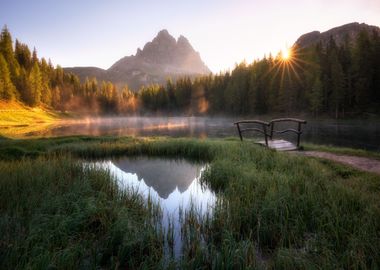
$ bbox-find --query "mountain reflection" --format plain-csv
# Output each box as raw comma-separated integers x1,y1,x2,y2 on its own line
112,157,202,199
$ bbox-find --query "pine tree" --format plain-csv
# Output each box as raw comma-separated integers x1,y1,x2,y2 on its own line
166,78,176,110
0,26,20,81
310,77,323,117
15,39,32,70
0,54,17,100
330,52,345,118
40,58,52,105
32,47,38,64
353,30,372,112
51,86,61,109
27,62,42,106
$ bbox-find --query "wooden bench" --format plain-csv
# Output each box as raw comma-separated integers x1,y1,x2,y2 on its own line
234,118,307,151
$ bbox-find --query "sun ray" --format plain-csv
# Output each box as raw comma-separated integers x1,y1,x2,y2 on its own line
288,62,302,83
280,62,286,89
263,45,317,90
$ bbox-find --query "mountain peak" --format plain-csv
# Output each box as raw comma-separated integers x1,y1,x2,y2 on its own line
294,22,380,48
152,29,176,45
86,29,211,90
157,29,170,37
177,35,192,49
178,35,189,43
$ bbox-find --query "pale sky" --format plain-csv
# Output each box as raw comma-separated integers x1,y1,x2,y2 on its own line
0,0,379,73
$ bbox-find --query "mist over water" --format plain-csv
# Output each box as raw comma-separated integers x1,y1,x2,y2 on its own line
26,116,380,151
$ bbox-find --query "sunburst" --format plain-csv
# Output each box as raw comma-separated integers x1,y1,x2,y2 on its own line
282,48,291,61
261,46,318,90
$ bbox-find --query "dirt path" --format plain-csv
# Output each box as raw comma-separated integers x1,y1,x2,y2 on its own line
296,151,380,175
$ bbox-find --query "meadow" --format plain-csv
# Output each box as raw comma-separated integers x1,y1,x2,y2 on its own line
0,136,379,269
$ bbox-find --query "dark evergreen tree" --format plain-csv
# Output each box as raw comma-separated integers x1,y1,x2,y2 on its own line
0,25,20,83
26,62,42,106
0,54,17,100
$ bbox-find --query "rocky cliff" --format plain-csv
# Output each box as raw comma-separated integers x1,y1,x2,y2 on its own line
64,30,210,90
294,22,380,48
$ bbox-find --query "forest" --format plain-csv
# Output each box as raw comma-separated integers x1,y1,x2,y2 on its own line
1,25,379,118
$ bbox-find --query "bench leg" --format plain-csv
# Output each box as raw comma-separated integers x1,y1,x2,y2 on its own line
236,124,243,141
263,124,268,146
297,122,301,148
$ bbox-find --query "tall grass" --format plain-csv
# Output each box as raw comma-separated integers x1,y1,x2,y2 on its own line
0,155,164,269
0,136,379,268
197,143,380,269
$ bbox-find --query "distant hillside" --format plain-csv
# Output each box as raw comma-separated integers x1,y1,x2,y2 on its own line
294,22,380,48
64,30,211,90
63,66,107,82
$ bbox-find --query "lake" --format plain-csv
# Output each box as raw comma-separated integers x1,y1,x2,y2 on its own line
95,156,215,258
25,116,380,151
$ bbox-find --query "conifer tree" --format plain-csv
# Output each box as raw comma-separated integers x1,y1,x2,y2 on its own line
40,58,52,105
32,47,38,64
0,25,20,82
15,39,32,70
0,54,17,100
310,77,323,117
330,52,345,118
27,62,42,106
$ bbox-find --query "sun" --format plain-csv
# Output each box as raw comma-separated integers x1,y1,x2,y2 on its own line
282,48,291,61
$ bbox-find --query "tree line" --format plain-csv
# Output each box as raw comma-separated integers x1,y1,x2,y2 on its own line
139,29,380,118
1,25,379,118
0,26,137,114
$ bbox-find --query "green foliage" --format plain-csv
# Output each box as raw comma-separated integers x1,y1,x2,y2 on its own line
0,25,20,80
26,62,42,106
14,39,31,70
0,54,16,100
310,77,323,116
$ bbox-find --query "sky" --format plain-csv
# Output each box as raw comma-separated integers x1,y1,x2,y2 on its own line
0,0,379,73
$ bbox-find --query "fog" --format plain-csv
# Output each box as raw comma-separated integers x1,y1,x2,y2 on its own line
25,116,380,151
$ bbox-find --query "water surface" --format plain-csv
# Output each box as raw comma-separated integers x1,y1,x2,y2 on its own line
97,156,215,258
25,116,380,150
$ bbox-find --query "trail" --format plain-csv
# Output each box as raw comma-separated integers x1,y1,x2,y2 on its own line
296,151,380,175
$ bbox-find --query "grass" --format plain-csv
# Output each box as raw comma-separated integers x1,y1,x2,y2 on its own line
0,100,64,137
0,155,164,269
0,136,379,269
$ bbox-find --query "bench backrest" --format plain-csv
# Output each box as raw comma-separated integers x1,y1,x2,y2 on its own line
234,118,307,147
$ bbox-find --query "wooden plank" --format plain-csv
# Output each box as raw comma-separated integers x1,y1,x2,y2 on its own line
257,139,298,151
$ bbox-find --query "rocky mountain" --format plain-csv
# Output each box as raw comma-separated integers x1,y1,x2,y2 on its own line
64,30,210,90
294,22,380,48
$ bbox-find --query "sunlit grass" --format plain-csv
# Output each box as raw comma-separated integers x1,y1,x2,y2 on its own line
0,101,63,137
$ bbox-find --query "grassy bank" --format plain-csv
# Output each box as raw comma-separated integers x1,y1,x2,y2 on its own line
1,136,379,268
0,101,64,137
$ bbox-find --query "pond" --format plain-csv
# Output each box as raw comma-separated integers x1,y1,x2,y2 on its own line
95,156,215,258
24,116,380,151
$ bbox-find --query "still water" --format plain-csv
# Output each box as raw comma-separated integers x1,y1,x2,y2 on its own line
28,116,380,150
95,157,215,258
